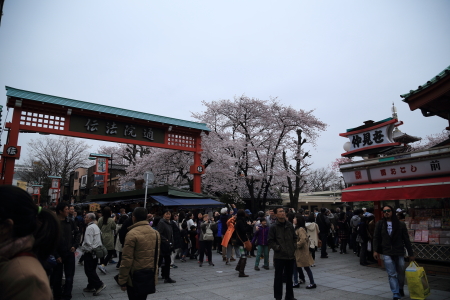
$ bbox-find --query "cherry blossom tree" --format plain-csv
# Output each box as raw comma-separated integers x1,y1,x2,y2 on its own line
193,95,327,211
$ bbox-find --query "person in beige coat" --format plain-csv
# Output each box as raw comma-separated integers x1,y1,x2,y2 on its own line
294,214,316,289
0,185,60,300
119,207,160,300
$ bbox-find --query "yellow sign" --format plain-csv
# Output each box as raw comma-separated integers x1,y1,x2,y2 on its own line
89,203,100,212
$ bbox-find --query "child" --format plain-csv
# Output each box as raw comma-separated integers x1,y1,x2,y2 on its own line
189,225,198,259
180,223,190,262
252,218,269,270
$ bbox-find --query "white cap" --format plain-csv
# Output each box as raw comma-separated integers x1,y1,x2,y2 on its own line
396,208,402,212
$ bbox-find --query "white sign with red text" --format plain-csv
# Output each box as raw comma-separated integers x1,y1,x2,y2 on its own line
342,157,450,184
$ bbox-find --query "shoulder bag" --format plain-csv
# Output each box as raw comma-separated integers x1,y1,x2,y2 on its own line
236,231,252,252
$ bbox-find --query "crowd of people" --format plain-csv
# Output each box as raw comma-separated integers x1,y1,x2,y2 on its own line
0,184,413,300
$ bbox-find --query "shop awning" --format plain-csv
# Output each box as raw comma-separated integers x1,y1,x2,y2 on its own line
342,176,450,202
151,195,223,207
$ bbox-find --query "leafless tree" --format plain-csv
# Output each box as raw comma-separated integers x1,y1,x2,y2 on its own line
306,167,340,192
17,137,91,200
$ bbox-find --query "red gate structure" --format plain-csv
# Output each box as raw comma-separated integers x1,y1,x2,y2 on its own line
0,87,209,193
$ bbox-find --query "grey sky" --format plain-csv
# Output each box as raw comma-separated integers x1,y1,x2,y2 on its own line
1,1,449,169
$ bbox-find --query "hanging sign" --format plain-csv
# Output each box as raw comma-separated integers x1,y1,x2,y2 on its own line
339,118,401,157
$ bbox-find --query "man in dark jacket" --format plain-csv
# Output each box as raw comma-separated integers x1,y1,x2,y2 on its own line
157,209,176,283
316,208,331,258
268,207,297,300
53,201,81,300
373,205,414,300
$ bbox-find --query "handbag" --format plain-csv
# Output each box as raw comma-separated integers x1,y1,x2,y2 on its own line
131,231,159,296
203,223,214,241
405,261,430,300
318,239,322,248
237,231,252,252
93,245,108,258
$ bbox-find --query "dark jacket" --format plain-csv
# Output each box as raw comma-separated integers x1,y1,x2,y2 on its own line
268,219,296,260
171,220,182,249
234,217,249,246
373,219,413,257
316,213,330,234
252,225,269,246
358,221,369,243
55,217,80,259
119,217,134,247
157,219,174,244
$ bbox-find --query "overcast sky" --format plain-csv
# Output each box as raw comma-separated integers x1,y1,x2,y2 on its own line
1,0,449,170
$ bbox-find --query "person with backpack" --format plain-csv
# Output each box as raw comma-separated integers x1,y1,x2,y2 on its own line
198,214,217,267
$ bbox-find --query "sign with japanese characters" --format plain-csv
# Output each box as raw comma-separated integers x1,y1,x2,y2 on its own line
346,123,395,152
369,157,450,181
2,145,21,159
342,157,450,184
69,114,165,144
342,169,370,184
96,157,107,173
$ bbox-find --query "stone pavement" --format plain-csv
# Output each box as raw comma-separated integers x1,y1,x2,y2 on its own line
70,249,450,300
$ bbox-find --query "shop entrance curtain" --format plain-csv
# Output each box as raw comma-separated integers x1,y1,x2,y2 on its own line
342,176,450,202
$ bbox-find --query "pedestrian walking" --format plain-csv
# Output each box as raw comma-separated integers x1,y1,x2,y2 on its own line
268,207,297,300
157,209,176,283
293,214,316,289
373,205,414,300
199,214,217,267
79,213,106,296
52,201,81,300
0,185,59,300
234,209,250,277
118,207,160,300
252,218,269,271
97,207,117,274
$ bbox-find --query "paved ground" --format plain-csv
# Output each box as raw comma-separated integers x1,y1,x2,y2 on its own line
70,249,450,300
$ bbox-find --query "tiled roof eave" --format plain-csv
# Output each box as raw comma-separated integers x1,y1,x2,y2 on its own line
400,65,450,100
5,86,210,132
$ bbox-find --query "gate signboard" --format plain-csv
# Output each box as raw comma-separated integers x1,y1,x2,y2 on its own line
0,87,210,193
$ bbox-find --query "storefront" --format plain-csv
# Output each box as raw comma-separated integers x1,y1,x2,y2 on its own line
339,65,450,262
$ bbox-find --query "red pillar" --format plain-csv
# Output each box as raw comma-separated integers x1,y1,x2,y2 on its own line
1,107,22,185
192,135,202,193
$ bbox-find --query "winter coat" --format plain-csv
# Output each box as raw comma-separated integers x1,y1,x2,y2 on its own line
199,221,217,242
217,220,223,238
350,215,361,230
305,222,320,248
234,217,249,246
98,217,117,250
171,220,182,249
294,227,314,267
316,213,330,234
268,219,296,260
157,219,173,244
221,217,236,247
358,221,369,243
55,217,80,259
115,224,123,252
336,220,349,240
0,235,53,300
180,229,189,250
373,219,413,257
252,225,269,246
118,221,160,287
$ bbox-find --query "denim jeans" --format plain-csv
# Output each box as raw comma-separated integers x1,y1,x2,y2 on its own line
293,262,305,284
383,255,405,298
52,252,75,299
255,245,269,267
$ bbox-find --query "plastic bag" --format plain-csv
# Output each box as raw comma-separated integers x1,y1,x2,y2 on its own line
405,261,430,300
74,248,83,263
367,241,372,251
